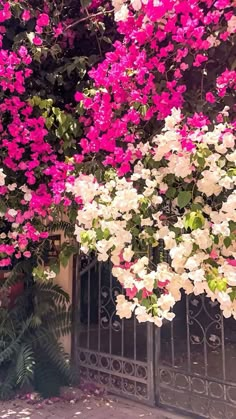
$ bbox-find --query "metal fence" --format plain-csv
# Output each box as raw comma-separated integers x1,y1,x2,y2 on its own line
72,255,236,419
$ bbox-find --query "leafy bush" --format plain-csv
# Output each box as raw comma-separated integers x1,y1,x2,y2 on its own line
0,260,72,400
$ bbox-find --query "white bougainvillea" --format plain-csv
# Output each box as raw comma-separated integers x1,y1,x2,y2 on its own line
66,109,236,326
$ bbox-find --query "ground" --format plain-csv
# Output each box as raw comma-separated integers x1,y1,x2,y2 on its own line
0,391,185,419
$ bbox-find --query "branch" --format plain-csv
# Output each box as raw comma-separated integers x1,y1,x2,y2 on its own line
64,9,114,31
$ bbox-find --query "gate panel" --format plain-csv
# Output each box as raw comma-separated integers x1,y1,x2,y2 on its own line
158,294,236,418
74,254,236,418
76,257,155,404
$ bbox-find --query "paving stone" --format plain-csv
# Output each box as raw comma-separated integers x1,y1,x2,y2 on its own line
0,395,187,419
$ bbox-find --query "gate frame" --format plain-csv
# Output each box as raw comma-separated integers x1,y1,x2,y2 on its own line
71,254,236,419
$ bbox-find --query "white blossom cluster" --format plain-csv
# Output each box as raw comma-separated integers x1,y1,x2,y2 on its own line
67,110,236,326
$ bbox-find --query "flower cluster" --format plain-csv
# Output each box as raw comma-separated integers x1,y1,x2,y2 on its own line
0,0,235,326
77,0,236,175
68,110,236,324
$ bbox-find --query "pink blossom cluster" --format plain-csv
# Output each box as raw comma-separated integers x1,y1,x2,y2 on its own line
76,0,236,174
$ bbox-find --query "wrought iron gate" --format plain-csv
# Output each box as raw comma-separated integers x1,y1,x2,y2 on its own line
72,256,236,418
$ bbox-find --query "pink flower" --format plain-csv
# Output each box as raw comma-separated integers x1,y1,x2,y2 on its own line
54,23,63,37
37,13,50,27
0,258,11,267
193,54,208,67
33,36,43,46
227,259,236,267
210,249,218,260
206,92,216,103
75,92,84,102
126,286,138,299
23,251,31,258
18,46,28,58
22,10,31,21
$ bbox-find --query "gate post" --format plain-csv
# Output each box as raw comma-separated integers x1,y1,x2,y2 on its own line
71,251,81,384
154,325,161,406
147,322,156,405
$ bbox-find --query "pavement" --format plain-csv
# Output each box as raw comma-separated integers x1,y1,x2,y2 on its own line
0,393,186,419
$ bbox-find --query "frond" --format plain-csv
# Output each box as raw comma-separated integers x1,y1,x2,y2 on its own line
0,316,32,365
43,305,72,338
15,343,35,387
34,281,70,306
35,332,72,382
48,221,75,238
2,260,32,289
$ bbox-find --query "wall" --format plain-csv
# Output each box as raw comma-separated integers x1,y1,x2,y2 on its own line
54,231,73,355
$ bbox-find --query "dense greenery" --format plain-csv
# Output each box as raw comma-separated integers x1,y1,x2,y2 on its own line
0,258,71,399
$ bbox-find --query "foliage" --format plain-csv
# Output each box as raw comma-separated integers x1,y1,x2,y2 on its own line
0,261,72,400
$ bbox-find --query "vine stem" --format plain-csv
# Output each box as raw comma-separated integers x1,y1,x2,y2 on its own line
64,9,114,31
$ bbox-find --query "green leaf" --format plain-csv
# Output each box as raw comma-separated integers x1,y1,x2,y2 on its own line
184,211,205,230
217,279,227,292
59,244,77,268
95,228,103,241
166,187,176,199
191,215,204,230
208,279,217,292
49,262,60,275
80,0,92,8
191,203,202,211
177,191,192,209
224,237,232,248
103,228,110,240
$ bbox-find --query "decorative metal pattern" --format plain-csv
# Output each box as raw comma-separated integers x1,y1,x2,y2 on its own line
78,349,150,400
74,256,236,418
77,258,154,404
158,294,236,418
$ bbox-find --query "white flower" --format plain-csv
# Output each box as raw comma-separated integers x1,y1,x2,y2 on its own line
131,0,142,11
168,154,193,178
141,217,153,227
112,0,124,11
197,170,222,197
143,272,156,292
19,184,28,193
66,174,99,204
8,183,17,191
151,195,163,205
132,257,149,274
44,269,57,280
227,15,236,34
123,246,134,262
158,294,175,311
154,317,163,327
222,132,235,148
24,192,32,202
164,108,181,130
8,209,17,217
114,4,129,21
0,169,6,186
116,295,134,319
135,306,150,323
193,281,207,295
212,221,230,237
191,229,212,250
164,232,176,250
163,311,175,321
188,269,206,283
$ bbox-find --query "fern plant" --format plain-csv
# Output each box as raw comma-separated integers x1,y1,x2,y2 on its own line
0,260,72,400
